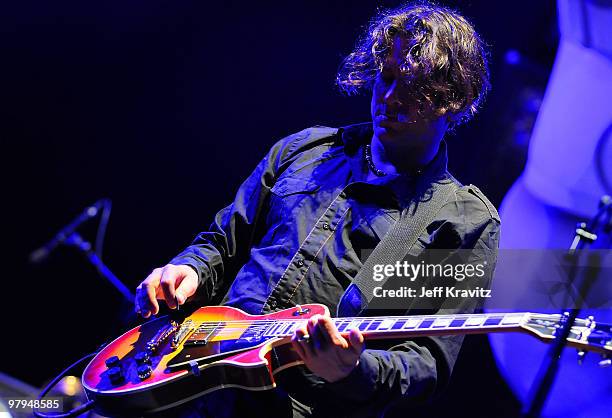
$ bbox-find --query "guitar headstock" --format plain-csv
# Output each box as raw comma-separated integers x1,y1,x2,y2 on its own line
521,313,612,366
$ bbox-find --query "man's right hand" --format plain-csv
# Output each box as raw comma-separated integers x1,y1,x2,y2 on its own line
135,264,199,318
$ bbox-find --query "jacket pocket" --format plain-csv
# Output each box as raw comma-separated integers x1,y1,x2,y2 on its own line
268,177,321,226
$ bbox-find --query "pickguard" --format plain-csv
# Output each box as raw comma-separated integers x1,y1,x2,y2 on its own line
167,323,276,369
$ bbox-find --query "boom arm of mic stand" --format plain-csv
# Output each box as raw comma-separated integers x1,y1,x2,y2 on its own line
28,200,107,264
64,233,135,303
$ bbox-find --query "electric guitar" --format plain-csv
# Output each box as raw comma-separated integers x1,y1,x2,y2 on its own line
82,304,612,417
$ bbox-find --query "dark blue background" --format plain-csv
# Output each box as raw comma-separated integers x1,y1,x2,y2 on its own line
1,1,557,416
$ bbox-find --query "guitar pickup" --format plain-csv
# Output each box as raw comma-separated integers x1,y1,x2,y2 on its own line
183,322,223,347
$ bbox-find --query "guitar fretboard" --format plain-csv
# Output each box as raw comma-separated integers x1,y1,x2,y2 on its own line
258,312,529,339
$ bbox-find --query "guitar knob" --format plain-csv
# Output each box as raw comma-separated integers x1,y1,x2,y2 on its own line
598,358,611,368
137,364,152,380
135,351,151,365
105,355,121,369
107,366,124,384
293,305,311,316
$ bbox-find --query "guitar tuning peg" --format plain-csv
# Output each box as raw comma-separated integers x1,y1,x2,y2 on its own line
598,355,611,368
560,312,570,325
577,350,587,365
586,316,595,328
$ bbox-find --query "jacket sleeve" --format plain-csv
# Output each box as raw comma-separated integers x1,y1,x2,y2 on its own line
168,127,338,304
324,189,501,411
168,139,286,304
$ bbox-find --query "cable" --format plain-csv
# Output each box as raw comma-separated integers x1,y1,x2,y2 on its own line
33,352,97,418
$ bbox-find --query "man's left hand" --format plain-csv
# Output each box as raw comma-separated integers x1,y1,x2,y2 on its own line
291,314,365,383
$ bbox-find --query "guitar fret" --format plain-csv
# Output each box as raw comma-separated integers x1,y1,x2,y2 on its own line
358,319,372,331
392,319,407,330
483,316,504,326
403,318,421,329
276,322,287,335
345,320,361,331
367,320,382,330
501,313,525,325
432,318,452,328
418,319,435,329
450,318,467,328
337,320,349,332
378,319,395,330
280,322,294,335
464,316,486,327
291,321,303,334
265,322,283,336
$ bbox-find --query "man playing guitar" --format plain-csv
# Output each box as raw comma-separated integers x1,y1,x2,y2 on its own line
134,3,499,416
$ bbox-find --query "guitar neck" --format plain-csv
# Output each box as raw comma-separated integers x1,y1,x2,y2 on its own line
335,312,529,340
262,312,530,340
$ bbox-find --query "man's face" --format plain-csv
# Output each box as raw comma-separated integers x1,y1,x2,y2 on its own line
370,36,448,149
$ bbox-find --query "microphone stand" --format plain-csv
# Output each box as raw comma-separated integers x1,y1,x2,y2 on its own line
29,199,135,304
522,196,612,418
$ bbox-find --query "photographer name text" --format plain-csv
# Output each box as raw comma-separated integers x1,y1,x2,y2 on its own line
373,286,491,298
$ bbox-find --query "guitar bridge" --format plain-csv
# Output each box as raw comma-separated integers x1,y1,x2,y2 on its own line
146,320,179,353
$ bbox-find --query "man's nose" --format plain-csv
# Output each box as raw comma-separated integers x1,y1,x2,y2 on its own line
383,80,402,106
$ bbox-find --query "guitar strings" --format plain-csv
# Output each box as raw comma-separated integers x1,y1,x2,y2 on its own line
177,314,532,336
143,313,567,340
177,312,533,329
183,312,530,325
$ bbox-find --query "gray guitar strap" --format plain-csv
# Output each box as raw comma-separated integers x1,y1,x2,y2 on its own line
337,176,459,317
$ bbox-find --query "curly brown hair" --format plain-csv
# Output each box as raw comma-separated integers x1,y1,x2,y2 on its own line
337,2,490,127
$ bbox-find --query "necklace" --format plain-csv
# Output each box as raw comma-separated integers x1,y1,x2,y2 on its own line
364,144,387,177
364,144,425,178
